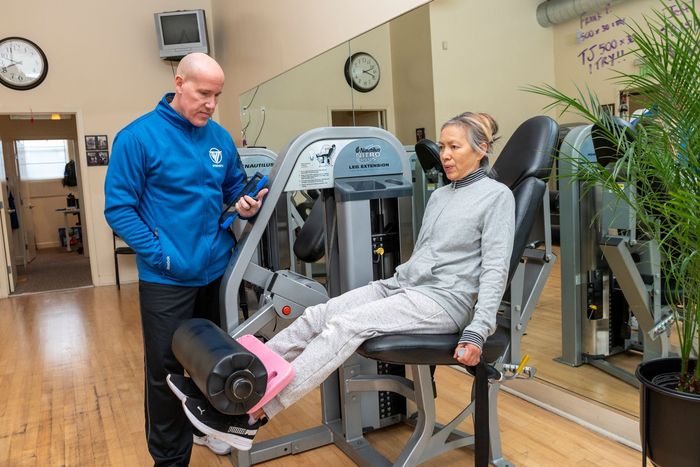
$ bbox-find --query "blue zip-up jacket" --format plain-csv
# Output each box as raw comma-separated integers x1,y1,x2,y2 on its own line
104,93,247,286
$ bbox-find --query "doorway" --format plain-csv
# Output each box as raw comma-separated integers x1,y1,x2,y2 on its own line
330,109,387,128
619,88,654,120
0,113,92,295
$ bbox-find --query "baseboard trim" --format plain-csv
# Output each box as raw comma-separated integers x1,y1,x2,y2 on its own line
502,377,641,451
37,242,62,249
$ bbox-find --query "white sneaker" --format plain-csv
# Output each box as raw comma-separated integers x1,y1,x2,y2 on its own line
193,433,233,455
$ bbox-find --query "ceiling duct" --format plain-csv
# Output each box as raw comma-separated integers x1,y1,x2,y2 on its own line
536,0,631,27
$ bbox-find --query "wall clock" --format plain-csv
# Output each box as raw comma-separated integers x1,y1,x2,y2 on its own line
0,37,49,91
344,52,380,93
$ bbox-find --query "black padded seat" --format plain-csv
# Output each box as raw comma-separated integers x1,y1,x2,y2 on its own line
357,326,510,365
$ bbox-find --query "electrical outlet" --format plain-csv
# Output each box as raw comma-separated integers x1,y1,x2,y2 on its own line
260,105,266,113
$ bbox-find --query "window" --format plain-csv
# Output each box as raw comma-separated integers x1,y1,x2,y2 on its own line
15,139,69,181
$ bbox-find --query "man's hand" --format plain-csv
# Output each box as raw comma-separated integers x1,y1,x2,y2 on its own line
235,188,268,218
453,342,481,367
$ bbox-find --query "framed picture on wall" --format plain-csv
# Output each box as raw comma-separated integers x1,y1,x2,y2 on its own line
97,151,109,165
96,135,109,150
86,151,109,166
85,135,97,151
86,151,99,166
601,103,615,116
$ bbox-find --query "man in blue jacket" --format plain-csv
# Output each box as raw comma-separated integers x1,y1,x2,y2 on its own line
105,52,267,466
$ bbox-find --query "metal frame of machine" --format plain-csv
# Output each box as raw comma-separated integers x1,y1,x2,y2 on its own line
557,124,673,386
220,127,416,465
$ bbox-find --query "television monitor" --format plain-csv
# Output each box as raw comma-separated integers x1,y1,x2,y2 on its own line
154,9,209,60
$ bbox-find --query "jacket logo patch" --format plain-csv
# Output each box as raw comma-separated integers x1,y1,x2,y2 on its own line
209,148,223,167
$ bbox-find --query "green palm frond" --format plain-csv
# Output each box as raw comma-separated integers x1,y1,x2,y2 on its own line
525,1,700,390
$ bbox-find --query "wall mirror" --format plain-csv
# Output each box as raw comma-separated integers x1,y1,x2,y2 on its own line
237,3,641,420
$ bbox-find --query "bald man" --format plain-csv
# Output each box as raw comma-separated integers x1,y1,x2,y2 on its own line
105,53,267,465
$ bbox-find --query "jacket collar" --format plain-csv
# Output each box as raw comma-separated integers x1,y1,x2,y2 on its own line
156,93,207,131
452,168,486,189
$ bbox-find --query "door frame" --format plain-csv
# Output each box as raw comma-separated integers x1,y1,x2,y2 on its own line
329,108,388,128
0,110,97,297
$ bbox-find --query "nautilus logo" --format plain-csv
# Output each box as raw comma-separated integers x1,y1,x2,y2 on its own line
355,145,381,163
209,148,223,167
244,162,274,169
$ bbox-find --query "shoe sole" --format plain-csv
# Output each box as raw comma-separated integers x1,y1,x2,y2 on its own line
193,436,232,455
182,399,253,451
167,374,188,401
204,443,232,456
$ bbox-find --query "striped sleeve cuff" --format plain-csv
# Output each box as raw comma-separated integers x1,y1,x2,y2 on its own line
458,329,484,350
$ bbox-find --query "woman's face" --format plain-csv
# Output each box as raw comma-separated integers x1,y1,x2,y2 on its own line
438,124,486,181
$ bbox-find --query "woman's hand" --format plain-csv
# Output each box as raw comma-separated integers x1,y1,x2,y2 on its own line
453,342,481,367
235,188,269,217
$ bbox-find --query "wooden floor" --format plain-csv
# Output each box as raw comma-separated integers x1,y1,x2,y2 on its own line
0,284,641,466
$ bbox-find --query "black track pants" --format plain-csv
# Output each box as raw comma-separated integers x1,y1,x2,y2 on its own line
138,277,222,467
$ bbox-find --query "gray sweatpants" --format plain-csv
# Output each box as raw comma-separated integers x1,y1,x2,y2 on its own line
262,280,459,418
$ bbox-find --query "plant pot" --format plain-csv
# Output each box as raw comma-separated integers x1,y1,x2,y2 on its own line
636,358,700,467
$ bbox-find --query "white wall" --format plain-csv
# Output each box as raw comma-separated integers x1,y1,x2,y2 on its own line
238,24,396,154
0,0,213,293
233,0,557,156
551,0,677,122
429,0,556,155
391,5,437,144
211,0,430,142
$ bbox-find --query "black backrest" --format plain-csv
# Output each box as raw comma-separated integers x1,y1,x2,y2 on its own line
505,179,547,282
591,116,635,167
415,138,449,185
492,116,559,282
493,116,558,189
293,197,326,263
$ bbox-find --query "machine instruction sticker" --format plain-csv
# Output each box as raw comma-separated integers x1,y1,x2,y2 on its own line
285,138,404,192
285,140,351,191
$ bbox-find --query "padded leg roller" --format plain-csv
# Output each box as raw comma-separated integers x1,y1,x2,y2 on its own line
173,318,295,416
172,318,267,415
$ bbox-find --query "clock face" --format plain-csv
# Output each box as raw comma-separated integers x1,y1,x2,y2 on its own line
344,52,380,93
0,37,48,90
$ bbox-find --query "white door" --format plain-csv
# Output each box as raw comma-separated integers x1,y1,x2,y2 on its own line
13,141,37,264
0,141,15,293
0,204,15,293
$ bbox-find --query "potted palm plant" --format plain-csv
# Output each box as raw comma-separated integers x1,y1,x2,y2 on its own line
526,1,699,466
